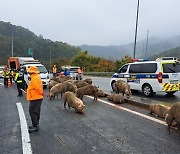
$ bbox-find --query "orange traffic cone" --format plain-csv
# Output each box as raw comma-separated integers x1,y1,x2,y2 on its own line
8,78,12,87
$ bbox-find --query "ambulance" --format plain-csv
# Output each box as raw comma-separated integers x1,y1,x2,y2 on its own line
110,57,180,96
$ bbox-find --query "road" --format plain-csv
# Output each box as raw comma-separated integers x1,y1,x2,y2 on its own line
0,78,180,154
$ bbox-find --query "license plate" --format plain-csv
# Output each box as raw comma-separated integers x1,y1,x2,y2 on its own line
170,81,178,84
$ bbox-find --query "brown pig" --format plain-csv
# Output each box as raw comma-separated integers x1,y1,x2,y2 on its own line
63,91,86,113
149,104,170,118
165,102,180,134
76,85,98,101
115,80,131,99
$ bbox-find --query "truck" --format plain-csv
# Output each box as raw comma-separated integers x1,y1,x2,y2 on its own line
8,57,38,70
8,57,49,88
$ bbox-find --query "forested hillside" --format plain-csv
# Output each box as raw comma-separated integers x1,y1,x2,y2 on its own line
149,47,180,60
0,21,81,66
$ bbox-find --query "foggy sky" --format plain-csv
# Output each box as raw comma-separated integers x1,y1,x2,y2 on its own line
0,0,180,46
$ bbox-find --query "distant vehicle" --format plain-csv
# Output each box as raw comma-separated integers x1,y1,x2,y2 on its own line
0,66,6,78
8,57,40,70
110,58,180,96
23,63,49,88
58,66,81,80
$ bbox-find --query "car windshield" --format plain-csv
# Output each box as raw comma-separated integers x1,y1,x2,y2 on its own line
37,66,48,73
162,62,180,73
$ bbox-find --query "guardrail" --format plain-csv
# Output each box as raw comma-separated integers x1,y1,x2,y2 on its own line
83,72,114,77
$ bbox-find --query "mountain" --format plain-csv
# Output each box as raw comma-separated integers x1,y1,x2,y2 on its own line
149,47,180,60
79,36,180,60
0,21,81,66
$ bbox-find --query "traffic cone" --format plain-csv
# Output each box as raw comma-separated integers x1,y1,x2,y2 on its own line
8,78,12,87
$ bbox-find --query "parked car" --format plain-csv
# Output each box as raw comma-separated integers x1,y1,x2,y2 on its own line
58,66,82,80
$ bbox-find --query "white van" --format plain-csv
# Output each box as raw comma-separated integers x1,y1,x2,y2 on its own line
110,58,180,96
24,63,49,88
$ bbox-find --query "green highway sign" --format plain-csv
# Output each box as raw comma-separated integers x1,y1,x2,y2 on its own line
28,48,33,56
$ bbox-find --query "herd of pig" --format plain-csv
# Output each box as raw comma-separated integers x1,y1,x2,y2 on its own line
47,76,180,134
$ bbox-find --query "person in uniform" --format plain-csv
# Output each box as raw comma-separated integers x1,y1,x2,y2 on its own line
1,66,11,87
52,64,57,78
14,68,24,97
26,66,44,133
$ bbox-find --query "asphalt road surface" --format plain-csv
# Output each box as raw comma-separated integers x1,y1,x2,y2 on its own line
0,78,180,154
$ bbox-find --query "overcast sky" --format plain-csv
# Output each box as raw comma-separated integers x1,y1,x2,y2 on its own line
0,0,180,46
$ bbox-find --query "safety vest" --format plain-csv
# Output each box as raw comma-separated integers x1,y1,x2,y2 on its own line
52,67,57,73
2,71,10,78
15,71,24,83
77,68,82,74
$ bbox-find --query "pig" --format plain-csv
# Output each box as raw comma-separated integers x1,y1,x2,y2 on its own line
84,78,93,84
47,80,58,91
107,94,115,101
112,94,125,104
165,102,180,134
48,83,67,100
63,91,86,113
107,94,124,104
64,81,77,93
76,85,98,101
97,89,108,97
149,104,170,118
115,80,131,99
75,80,89,88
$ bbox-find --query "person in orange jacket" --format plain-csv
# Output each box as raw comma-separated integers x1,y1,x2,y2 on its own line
26,66,44,133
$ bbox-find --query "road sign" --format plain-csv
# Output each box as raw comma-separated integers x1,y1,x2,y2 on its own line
28,48,33,56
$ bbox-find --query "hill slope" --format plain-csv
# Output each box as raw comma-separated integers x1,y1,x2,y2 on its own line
0,21,81,65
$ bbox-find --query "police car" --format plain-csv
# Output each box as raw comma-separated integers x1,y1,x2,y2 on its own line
110,57,180,96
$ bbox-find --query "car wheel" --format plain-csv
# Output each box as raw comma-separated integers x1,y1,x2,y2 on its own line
142,84,153,97
111,81,116,91
166,91,176,95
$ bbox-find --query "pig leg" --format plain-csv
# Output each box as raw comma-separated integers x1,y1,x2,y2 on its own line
68,104,71,109
64,101,67,109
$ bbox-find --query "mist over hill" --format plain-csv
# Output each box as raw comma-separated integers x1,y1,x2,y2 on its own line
80,36,180,60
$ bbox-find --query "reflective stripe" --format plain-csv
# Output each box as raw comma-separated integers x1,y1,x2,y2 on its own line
162,83,180,91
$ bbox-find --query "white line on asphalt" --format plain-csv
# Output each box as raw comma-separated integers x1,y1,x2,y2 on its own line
16,103,32,154
86,96,167,126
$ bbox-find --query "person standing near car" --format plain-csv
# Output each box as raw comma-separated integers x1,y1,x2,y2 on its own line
2,66,11,87
26,66,44,133
14,68,25,97
52,64,57,78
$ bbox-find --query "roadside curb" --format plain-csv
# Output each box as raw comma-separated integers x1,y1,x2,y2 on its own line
125,98,150,109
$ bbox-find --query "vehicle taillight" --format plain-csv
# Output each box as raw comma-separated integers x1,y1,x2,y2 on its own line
158,72,162,83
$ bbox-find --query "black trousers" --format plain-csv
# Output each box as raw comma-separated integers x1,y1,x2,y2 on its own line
16,83,23,96
29,99,43,127
4,78,8,87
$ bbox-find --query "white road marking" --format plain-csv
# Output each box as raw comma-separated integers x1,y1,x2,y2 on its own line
86,96,167,126
16,103,32,154
0,82,3,85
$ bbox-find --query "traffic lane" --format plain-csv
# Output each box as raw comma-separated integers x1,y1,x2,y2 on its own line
22,89,180,154
88,76,180,104
0,81,23,154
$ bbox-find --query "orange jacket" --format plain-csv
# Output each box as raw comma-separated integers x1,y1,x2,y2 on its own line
26,74,44,101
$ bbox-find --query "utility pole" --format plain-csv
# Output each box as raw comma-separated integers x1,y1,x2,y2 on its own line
11,33,14,57
50,47,52,66
145,30,149,59
133,0,140,59
142,43,144,58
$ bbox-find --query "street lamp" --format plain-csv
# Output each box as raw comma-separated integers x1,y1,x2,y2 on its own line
11,32,14,57
145,30,149,59
133,0,140,59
